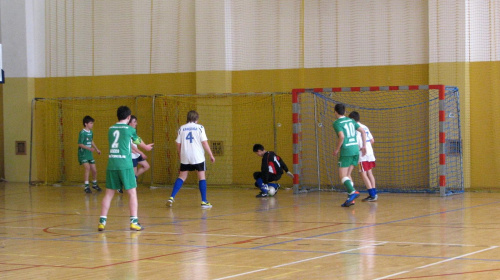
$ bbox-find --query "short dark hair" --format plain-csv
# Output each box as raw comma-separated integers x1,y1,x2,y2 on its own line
187,110,199,123
83,115,94,126
117,106,132,121
348,111,360,122
253,144,264,152
334,103,345,115
128,115,137,125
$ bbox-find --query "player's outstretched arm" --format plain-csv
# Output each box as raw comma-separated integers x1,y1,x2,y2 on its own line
356,127,367,156
92,141,101,155
132,145,147,159
139,142,154,152
79,143,94,152
202,141,215,163
334,131,344,156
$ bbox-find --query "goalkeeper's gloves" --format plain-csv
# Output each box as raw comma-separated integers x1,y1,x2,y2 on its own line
286,171,294,179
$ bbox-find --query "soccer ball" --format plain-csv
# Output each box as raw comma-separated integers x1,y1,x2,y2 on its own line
268,186,276,196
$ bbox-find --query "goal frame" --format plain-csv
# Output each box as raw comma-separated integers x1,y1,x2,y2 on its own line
291,85,463,196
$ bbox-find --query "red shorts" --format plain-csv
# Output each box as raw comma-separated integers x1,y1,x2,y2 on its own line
359,161,376,172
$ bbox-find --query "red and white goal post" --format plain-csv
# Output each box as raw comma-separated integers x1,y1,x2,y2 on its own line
292,85,463,196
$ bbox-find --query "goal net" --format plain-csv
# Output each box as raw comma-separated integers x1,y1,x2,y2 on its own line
30,96,154,185
292,85,463,196
30,93,293,188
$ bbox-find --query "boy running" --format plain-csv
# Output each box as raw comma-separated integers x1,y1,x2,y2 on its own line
333,104,366,207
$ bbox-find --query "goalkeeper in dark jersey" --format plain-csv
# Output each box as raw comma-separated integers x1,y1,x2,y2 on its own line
253,144,293,197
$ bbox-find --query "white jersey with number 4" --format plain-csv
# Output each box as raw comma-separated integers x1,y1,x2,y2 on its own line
356,122,376,162
176,122,208,165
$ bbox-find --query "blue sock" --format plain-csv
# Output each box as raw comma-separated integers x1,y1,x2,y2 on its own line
199,180,207,202
368,189,375,197
268,183,278,188
372,188,377,196
170,178,184,198
256,178,264,188
255,178,268,194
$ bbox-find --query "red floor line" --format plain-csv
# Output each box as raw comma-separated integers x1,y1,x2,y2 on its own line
190,227,231,234
43,223,81,235
0,265,39,273
93,222,345,269
0,262,88,270
232,223,343,244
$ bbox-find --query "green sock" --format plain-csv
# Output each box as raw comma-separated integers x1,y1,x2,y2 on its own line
343,179,355,193
99,216,107,225
85,184,90,189
130,216,138,224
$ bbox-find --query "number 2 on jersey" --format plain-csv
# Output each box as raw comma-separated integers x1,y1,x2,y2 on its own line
112,130,120,148
186,132,194,143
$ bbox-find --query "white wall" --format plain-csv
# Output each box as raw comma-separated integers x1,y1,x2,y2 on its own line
7,0,500,78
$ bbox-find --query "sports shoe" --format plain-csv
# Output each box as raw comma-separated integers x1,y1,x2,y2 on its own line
366,195,378,202
84,187,92,194
130,222,144,231
342,191,359,207
98,223,106,231
201,201,213,208
166,197,175,207
255,192,268,198
341,200,355,207
92,184,102,191
362,195,372,202
117,189,123,194
275,184,281,193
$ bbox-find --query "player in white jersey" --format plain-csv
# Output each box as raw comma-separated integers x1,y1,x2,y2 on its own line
349,111,378,202
167,110,215,208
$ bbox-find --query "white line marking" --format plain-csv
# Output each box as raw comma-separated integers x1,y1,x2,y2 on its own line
374,246,499,280
213,242,387,280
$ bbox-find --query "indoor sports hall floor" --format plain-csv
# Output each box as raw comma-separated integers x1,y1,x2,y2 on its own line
1,182,500,279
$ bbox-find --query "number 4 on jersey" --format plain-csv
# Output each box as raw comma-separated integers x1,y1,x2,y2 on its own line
186,132,194,143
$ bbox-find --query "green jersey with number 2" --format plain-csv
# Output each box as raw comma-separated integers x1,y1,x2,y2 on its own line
107,123,142,170
333,116,360,156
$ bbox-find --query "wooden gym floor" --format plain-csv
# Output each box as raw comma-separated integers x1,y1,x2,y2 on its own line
1,181,500,279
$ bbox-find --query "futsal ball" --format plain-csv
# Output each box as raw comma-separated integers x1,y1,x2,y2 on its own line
268,186,276,196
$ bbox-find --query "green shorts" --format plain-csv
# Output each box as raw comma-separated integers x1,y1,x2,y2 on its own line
79,158,95,165
338,155,359,168
106,168,137,190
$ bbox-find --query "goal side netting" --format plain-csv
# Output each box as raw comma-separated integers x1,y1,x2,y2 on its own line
291,85,463,196
30,93,293,188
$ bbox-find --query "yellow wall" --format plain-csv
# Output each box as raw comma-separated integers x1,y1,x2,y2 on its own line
35,73,196,98
470,61,500,189
3,78,35,182
429,62,470,189
8,63,478,188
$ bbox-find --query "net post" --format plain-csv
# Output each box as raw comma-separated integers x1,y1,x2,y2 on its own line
292,88,303,194
431,85,447,196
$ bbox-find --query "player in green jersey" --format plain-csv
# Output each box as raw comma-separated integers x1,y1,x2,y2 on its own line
333,104,366,207
98,106,154,232
78,116,101,193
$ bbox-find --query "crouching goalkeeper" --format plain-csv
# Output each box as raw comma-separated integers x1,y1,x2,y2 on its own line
253,144,293,197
